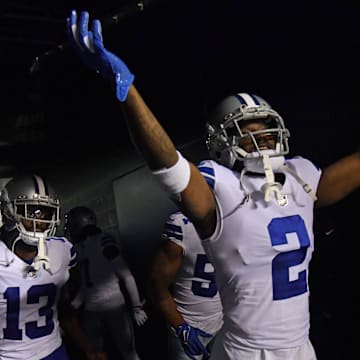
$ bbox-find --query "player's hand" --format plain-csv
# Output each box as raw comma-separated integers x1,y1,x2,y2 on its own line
66,9,134,102
133,306,148,326
176,322,212,360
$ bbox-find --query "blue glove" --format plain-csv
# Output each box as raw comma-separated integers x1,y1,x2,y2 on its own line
176,322,212,360
66,10,134,102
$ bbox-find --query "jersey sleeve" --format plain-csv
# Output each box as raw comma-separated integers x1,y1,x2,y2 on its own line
161,212,187,251
197,159,216,189
69,243,77,268
50,236,77,269
287,156,322,193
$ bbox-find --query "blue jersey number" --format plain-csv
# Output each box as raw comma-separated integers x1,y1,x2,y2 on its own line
268,215,311,300
191,254,218,297
3,283,56,340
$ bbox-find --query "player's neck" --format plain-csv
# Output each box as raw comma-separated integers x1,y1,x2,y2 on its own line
15,241,37,260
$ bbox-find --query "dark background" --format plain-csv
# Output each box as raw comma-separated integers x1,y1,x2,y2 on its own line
1,0,359,175
0,1,359,359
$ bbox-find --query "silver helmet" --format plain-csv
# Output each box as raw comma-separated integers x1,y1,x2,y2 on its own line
206,93,290,169
0,174,60,247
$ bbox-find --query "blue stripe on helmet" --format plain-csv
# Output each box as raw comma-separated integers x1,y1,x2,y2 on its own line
249,94,260,105
234,94,247,104
32,175,40,195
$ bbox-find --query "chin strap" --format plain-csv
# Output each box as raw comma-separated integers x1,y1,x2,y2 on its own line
11,236,21,253
33,236,52,274
280,164,317,201
238,169,251,205
240,153,317,206
261,153,288,205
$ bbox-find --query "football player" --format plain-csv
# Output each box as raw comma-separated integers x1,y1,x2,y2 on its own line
0,175,103,360
149,211,223,360
64,206,148,360
66,10,360,360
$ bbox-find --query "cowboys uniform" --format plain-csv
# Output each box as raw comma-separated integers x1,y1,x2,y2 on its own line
0,236,76,360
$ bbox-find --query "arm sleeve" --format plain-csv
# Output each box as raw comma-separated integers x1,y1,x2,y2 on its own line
101,234,142,307
111,255,142,307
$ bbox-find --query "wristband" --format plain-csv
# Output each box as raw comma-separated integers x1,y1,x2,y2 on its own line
152,151,191,196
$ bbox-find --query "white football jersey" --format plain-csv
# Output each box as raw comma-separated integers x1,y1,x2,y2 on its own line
75,232,126,311
0,236,76,360
198,157,321,349
162,212,223,334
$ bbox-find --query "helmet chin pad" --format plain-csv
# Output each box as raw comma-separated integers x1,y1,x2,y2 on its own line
243,150,285,173
16,221,55,246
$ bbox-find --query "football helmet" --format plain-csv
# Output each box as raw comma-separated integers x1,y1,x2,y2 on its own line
0,174,60,247
64,206,97,241
206,93,290,170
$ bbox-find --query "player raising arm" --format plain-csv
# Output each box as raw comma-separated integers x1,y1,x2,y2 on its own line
66,9,360,360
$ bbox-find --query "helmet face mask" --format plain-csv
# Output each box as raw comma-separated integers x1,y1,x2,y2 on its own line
206,93,290,169
0,175,60,247
18,203,58,234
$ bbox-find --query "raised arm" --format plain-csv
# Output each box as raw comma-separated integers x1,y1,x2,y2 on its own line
316,151,360,208
124,87,216,237
66,10,216,238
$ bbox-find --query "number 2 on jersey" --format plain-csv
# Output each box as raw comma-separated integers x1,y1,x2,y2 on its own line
268,215,311,300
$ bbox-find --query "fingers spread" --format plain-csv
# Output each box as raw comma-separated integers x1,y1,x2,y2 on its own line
78,11,93,51
66,10,81,49
92,19,104,51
